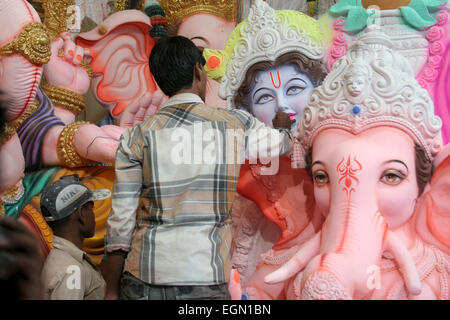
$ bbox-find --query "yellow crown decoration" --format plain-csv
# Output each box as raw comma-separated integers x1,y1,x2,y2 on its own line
159,0,238,25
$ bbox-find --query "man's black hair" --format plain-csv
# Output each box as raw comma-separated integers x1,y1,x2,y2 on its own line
149,36,206,97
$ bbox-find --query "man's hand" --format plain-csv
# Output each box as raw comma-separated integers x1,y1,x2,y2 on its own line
272,111,296,130
0,216,44,300
100,250,127,300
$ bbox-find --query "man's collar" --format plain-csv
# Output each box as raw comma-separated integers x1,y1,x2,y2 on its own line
52,236,84,264
163,93,204,108
52,236,97,268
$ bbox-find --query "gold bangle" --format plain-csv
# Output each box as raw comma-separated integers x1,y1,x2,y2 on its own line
41,80,86,115
0,100,40,147
57,121,95,168
80,59,94,83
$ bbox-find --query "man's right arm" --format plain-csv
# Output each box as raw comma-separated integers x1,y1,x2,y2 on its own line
102,128,143,300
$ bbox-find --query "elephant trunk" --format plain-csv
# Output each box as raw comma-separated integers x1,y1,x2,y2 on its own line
300,196,388,299
299,187,421,299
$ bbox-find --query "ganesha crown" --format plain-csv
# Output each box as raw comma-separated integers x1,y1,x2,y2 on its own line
296,25,443,161
217,0,325,109
158,0,237,25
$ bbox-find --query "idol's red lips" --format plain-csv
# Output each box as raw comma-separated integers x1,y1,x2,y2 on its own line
288,113,297,120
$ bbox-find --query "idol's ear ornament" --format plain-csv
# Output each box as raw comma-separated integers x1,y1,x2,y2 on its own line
203,49,228,83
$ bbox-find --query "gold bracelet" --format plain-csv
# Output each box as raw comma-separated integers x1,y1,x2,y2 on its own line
57,121,94,168
0,100,40,147
81,59,94,83
41,80,86,115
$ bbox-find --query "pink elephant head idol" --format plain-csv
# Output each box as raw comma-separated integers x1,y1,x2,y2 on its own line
266,25,450,300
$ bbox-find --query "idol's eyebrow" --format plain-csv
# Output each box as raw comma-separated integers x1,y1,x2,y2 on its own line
286,77,307,86
190,36,209,45
312,161,324,168
252,87,272,99
383,160,409,172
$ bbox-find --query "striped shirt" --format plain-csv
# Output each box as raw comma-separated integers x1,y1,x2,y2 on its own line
106,93,292,285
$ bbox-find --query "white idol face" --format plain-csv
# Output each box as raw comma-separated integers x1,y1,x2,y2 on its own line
248,64,314,132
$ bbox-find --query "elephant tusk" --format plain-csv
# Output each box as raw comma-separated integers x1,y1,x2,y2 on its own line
385,231,422,296
264,231,321,284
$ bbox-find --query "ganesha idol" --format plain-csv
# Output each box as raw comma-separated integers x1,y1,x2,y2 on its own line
202,0,328,297
318,0,450,144
0,0,128,181
256,25,450,300
0,0,166,264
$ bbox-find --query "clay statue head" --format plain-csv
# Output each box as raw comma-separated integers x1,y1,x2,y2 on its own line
285,26,447,299
236,52,326,132
296,26,443,165
202,0,327,131
296,26,442,221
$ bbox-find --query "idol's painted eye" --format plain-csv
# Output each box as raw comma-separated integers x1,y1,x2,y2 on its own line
380,169,407,185
256,94,274,104
313,170,329,186
286,86,305,96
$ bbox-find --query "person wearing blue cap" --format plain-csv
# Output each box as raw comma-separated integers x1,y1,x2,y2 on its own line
40,174,111,300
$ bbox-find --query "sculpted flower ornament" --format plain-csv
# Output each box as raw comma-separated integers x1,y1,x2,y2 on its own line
330,0,447,33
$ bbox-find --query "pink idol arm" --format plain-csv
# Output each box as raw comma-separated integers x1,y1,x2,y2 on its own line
385,231,422,296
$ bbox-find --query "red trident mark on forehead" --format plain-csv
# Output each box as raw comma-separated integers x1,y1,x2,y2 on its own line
270,70,281,89
336,156,363,200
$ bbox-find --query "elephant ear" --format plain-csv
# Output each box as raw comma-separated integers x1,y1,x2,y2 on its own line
75,10,157,119
414,144,450,255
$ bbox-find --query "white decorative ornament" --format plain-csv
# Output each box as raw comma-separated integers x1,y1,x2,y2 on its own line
219,0,325,109
296,25,443,164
